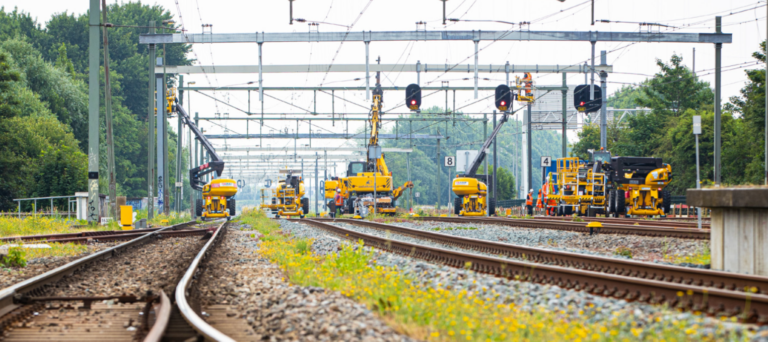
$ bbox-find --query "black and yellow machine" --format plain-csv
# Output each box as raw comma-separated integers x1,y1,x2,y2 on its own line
604,154,672,217
166,90,238,220
452,84,514,216
338,73,413,216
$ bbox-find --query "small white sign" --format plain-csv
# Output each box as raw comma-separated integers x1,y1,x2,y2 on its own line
175,182,183,187
693,115,702,135
415,192,420,198
444,156,455,167
456,150,479,173
540,156,552,167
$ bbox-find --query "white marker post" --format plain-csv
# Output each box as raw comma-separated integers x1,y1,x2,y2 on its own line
693,115,702,229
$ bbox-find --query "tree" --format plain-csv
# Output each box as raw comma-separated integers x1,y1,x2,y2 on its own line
635,54,713,117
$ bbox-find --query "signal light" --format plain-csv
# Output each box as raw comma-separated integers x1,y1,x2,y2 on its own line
405,84,422,110
494,84,512,111
573,84,602,113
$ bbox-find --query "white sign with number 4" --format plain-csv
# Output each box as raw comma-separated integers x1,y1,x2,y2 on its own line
540,156,552,167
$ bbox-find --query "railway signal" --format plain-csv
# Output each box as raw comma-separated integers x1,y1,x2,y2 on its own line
405,84,421,111
573,84,602,113
494,84,512,111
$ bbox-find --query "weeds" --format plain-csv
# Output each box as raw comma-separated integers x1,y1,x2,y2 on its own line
1,248,27,267
614,246,634,259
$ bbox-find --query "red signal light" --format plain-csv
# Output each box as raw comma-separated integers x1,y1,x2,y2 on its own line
411,99,416,105
501,101,506,106
579,101,585,106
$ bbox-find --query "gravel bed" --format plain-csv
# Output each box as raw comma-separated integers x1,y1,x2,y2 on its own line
45,236,206,297
368,219,708,265
0,241,121,290
198,223,413,341
278,219,756,341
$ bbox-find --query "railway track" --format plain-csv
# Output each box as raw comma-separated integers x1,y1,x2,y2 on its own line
0,220,217,341
532,215,711,229
416,216,711,239
1,226,209,244
303,218,768,323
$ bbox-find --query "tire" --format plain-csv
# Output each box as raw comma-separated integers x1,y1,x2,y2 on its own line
228,198,236,216
347,197,355,215
616,190,626,216
195,199,203,217
453,197,462,215
488,198,496,216
607,190,616,216
301,198,309,215
661,190,671,215
564,206,573,216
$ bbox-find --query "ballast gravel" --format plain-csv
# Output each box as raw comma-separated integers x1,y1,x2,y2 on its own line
370,219,708,264
46,236,206,297
210,224,413,342
277,219,754,341
0,242,120,290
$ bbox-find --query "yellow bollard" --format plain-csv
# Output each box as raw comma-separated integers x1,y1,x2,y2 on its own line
120,205,133,230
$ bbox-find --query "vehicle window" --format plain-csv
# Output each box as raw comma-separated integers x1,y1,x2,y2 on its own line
350,163,364,175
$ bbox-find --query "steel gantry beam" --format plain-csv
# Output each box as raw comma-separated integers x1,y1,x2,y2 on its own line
156,63,613,74
204,133,444,139
218,147,413,153
222,154,359,160
140,30,731,44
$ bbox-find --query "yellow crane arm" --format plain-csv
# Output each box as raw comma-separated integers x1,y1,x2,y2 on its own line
392,181,414,200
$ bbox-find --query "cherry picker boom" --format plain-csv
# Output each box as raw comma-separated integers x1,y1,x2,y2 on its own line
171,95,238,220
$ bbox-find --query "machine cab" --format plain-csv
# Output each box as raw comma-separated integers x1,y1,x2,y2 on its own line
590,150,611,164
347,161,366,176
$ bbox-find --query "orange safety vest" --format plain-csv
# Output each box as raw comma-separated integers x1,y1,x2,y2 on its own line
526,193,533,206
335,193,343,206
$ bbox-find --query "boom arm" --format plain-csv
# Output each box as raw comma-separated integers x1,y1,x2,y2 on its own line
176,99,224,190
464,112,510,176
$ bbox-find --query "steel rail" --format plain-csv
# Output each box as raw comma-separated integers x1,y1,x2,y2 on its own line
175,220,235,342
416,216,710,239
532,216,711,229
0,227,167,243
320,218,767,295
144,290,171,342
303,219,768,322
0,220,196,319
1,228,207,244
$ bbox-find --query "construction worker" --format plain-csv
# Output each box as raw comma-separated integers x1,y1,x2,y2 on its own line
523,72,533,98
334,188,343,218
526,189,534,216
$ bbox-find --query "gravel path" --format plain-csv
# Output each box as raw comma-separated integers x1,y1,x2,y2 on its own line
0,242,120,290
195,223,414,341
278,219,756,341
46,236,206,297
368,219,708,265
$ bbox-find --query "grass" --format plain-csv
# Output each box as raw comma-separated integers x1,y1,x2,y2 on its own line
238,208,748,341
0,216,116,238
665,242,711,266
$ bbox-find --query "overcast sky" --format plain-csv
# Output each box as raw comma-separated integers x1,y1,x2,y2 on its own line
5,0,766,180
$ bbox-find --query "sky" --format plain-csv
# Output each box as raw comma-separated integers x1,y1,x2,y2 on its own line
4,0,767,183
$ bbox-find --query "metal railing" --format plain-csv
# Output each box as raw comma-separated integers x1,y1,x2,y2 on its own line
13,195,86,219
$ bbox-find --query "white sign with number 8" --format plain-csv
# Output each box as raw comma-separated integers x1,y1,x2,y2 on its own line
444,156,455,167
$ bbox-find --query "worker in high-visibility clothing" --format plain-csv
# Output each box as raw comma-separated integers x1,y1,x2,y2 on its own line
523,72,533,97
334,188,343,218
526,189,534,216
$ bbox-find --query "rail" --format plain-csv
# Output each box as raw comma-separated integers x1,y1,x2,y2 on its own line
0,220,196,317
303,219,768,322
175,219,235,342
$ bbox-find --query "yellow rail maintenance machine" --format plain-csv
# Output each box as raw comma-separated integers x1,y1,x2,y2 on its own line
166,90,238,221
452,84,515,216
604,155,672,217
338,73,413,216
260,169,309,218
545,150,608,217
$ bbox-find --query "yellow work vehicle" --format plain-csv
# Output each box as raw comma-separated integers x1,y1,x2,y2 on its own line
199,178,238,220
452,84,516,216
546,155,607,217
165,89,238,220
260,170,309,218
604,155,672,217
338,73,412,217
